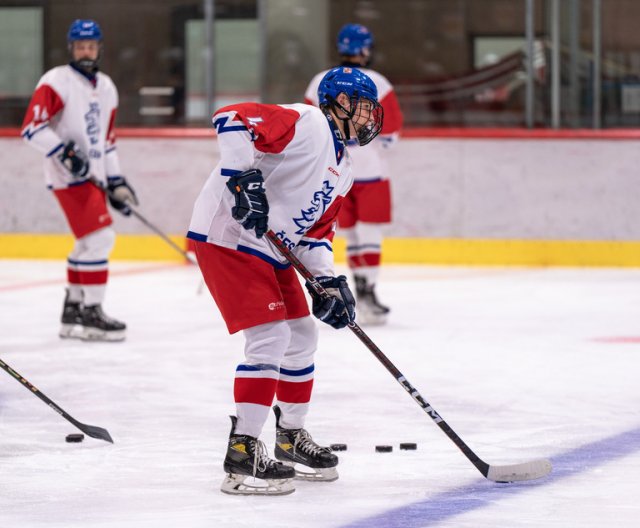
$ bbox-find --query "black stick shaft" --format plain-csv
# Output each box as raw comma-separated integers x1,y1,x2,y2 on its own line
266,230,490,477
127,208,197,264
0,357,113,443
90,176,196,265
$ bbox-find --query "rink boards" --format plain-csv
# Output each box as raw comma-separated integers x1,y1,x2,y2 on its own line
1,127,639,266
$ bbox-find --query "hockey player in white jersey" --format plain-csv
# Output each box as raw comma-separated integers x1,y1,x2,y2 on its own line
305,23,404,325
188,67,383,495
22,19,137,342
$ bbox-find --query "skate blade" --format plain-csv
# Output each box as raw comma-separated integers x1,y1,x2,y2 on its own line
59,324,84,340
81,328,126,342
220,473,295,496
281,461,339,482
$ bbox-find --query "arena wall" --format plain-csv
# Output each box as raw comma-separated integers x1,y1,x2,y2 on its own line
2,129,639,265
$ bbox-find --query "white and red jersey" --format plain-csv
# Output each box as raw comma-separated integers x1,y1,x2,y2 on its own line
188,102,353,277
304,66,403,182
21,64,121,189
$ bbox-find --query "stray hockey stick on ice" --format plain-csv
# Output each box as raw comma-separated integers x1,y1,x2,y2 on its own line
266,230,552,483
0,357,114,443
89,176,197,265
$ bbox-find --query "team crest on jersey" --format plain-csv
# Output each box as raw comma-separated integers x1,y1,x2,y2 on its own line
85,103,100,145
293,181,334,234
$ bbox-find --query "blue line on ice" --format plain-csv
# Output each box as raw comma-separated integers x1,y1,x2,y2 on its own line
339,426,640,528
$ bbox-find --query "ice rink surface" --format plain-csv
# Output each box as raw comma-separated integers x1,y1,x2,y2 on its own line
0,259,638,528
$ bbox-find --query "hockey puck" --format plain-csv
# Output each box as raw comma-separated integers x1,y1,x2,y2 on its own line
399,442,417,450
375,445,393,453
65,433,84,443
330,443,347,451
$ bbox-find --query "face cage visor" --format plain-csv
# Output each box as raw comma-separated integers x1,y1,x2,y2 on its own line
349,96,384,146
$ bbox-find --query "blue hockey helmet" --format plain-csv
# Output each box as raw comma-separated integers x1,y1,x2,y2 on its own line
318,66,384,146
67,19,103,74
67,19,103,42
318,66,378,107
336,23,373,56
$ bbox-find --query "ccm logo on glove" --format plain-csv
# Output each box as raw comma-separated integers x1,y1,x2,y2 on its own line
226,169,269,239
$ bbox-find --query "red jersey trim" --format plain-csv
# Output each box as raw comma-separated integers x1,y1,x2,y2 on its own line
380,90,403,135
21,84,65,133
215,103,300,154
304,196,344,242
106,108,117,148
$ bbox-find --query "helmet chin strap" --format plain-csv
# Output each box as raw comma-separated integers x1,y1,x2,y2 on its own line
328,96,356,142
339,115,352,141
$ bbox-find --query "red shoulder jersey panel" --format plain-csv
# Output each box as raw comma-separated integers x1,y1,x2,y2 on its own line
21,84,65,132
214,103,300,154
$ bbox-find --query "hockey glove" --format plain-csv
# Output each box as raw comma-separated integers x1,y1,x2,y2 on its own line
58,141,89,179
226,169,269,239
306,275,356,329
107,176,139,216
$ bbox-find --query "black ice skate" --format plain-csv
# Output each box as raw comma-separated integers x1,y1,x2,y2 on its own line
81,304,126,342
59,289,84,339
221,416,295,496
273,405,339,482
354,275,390,326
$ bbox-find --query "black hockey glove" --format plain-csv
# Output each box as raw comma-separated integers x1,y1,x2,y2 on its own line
107,176,138,216
58,141,89,179
226,169,269,239
306,275,356,329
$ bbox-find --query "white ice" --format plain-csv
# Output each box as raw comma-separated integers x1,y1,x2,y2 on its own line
0,259,639,528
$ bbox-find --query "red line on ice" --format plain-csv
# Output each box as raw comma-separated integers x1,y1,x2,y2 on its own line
0,263,190,293
592,336,640,344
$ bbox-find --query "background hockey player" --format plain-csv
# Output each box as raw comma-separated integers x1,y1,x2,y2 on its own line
188,67,383,495
21,19,137,342
305,23,403,325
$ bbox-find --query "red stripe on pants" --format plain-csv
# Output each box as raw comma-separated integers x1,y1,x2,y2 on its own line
348,252,381,268
76,269,109,285
67,268,81,285
234,377,278,406
276,379,314,404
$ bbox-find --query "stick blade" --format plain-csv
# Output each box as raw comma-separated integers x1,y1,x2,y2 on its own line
78,423,114,443
486,458,552,482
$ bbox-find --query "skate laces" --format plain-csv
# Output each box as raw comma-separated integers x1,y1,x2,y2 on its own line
89,306,118,324
248,438,277,477
292,429,329,457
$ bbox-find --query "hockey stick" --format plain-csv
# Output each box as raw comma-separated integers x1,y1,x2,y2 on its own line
121,206,197,265
0,357,114,443
89,177,197,265
265,230,552,482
